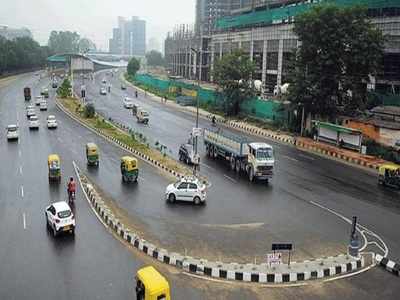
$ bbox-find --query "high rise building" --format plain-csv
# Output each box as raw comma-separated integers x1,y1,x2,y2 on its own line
109,16,146,56
195,0,232,36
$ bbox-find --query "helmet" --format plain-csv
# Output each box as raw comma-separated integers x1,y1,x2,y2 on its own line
70,177,73,181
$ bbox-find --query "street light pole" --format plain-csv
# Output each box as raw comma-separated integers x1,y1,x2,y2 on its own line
191,47,200,176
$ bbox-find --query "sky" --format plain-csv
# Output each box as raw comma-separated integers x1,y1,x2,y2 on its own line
0,0,195,51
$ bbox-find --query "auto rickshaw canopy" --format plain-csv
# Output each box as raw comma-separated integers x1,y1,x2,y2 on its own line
379,163,400,175
48,154,60,169
137,266,170,299
121,156,137,171
86,143,98,155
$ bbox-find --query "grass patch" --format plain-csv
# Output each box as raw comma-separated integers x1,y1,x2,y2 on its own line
58,97,191,176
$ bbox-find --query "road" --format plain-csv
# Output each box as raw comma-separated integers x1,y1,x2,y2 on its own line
75,70,400,263
0,72,399,299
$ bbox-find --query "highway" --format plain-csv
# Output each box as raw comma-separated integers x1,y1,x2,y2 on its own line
75,70,400,263
0,72,399,299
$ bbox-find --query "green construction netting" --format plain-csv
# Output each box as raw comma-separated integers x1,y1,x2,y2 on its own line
217,0,400,30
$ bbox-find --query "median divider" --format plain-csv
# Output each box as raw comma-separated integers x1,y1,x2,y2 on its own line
73,161,366,284
375,254,400,277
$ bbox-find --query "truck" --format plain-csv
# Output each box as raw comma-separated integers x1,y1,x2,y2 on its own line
136,107,149,124
204,128,275,182
24,87,31,101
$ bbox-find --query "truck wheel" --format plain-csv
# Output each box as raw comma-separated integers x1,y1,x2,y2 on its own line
235,160,241,173
249,168,254,182
212,147,218,159
230,157,235,170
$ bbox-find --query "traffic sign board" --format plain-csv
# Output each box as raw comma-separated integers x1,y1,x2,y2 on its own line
267,252,282,266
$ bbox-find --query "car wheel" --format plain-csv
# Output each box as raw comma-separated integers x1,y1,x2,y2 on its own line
53,226,57,237
71,228,75,236
168,193,176,203
194,196,201,205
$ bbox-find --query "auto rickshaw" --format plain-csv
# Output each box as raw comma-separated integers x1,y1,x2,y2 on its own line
121,156,139,182
135,266,170,300
378,163,400,189
48,154,61,183
86,143,99,166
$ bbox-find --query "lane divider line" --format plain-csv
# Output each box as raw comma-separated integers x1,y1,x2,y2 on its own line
20,185,24,198
223,174,237,183
22,213,26,230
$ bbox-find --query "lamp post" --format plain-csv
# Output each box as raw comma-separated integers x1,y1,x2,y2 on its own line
191,47,200,175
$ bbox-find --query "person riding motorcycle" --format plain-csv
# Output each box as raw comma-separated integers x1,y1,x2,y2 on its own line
67,177,76,202
211,115,216,126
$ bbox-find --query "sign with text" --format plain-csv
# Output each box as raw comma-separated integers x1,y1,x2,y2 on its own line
192,127,202,137
267,252,282,266
272,243,293,251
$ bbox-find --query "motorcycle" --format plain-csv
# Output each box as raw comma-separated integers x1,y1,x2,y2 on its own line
68,190,76,205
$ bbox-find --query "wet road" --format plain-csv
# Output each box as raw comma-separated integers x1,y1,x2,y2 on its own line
75,70,400,263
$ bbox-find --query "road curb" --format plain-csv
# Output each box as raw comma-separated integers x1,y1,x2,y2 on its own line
375,254,400,276
75,164,365,284
55,98,188,180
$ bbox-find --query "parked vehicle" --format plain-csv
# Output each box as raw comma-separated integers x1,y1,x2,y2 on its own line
121,156,139,183
40,100,47,111
123,97,134,109
24,87,31,101
28,115,39,130
136,108,149,124
179,143,199,165
48,154,61,183
378,163,400,189
135,266,170,300
86,143,99,166
6,125,19,141
204,128,275,182
165,176,206,205
47,115,58,129
45,201,75,237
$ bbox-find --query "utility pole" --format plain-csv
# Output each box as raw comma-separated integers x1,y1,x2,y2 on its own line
191,47,200,176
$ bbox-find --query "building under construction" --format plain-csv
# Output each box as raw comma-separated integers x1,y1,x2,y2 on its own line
165,0,400,96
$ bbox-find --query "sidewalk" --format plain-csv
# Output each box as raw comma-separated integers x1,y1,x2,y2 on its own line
123,75,388,172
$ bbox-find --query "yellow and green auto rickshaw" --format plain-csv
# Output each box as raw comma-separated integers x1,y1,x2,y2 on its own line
135,266,170,300
378,163,400,189
86,143,99,166
121,156,139,183
48,154,61,183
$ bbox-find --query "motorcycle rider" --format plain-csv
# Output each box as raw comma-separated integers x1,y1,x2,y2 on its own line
67,177,76,202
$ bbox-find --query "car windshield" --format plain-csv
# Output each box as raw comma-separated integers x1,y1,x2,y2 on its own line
142,112,149,116
8,126,17,132
173,181,182,188
48,116,55,121
58,210,72,218
257,148,274,160
30,116,38,121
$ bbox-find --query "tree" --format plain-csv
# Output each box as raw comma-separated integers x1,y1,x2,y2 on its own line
287,4,384,122
213,49,255,116
127,57,140,77
57,78,72,98
78,38,96,53
145,50,165,67
48,31,80,53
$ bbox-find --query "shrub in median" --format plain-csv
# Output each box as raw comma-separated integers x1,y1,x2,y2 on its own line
84,103,95,118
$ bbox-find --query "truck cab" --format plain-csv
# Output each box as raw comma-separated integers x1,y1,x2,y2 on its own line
247,143,274,182
136,108,149,124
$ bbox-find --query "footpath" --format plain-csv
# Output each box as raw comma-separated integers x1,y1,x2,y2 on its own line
123,75,387,172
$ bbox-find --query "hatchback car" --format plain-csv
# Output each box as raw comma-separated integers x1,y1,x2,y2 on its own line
6,125,19,141
40,101,47,111
123,97,134,109
45,201,75,237
26,108,36,118
29,115,39,130
35,95,43,106
165,177,206,205
47,115,58,129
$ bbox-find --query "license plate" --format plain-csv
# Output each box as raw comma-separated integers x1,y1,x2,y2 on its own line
63,226,71,231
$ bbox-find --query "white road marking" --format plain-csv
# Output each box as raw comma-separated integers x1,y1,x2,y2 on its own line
20,185,24,198
19,166,23,175
138,176,146,182
22,213,26,229
18,150,22,157
223,174,237,183
282,155,299,162
200,163,215,170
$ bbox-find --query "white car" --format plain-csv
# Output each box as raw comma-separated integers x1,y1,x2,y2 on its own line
35,95,43,106
45,201,75,237
123,97,134,109
26,107,36,118
102,78,107,84
165,177,207,205
28,115,39,130
100,87,107,95
47,115,58,129
40,101,48,111
6,125,19,141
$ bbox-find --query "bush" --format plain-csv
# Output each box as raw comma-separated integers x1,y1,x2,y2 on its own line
363,138,400,163
57,78,72,98
84,103,95,118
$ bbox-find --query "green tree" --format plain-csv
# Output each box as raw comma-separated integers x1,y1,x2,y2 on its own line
127,57,140,77
57,78,72,98
288,5,384,122
48,31,80,53
213,49,255,116
145,50,165,67
78,38,96,53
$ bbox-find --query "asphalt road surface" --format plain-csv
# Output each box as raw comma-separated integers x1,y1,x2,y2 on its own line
1,72,399,300
75,70,400,263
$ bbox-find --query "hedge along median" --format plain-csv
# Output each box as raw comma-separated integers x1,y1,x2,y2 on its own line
56,97,194,178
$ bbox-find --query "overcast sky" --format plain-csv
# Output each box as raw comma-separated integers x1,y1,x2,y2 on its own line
1,0,195,51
